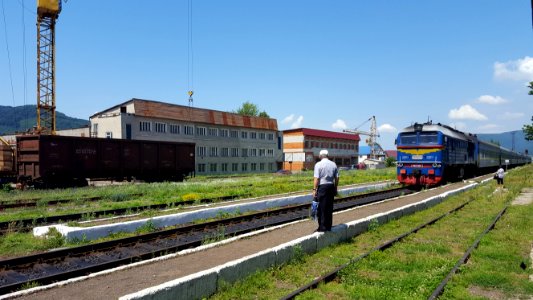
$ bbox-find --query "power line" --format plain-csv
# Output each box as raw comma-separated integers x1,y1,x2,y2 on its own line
1,0,16,107
187,0,194,106
21,0,29,128
16,0,36,15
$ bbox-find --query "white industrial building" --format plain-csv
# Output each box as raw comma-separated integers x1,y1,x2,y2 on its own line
89,98,282,175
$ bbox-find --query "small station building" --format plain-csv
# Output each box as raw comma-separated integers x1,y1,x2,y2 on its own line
281,128,360,172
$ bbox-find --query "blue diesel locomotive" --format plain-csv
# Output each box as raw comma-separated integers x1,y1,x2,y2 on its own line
396,122,530,186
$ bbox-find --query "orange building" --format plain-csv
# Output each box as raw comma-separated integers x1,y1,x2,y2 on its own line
282,128,360,171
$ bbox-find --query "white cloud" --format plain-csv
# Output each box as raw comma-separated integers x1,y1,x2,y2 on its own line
282,114,295,124
494,56,533,81
290,115,304,128
476,95,508,105
499,112,525,120
378,123,397,133
448,105,487,121
331,119,347,130
449,122,467,131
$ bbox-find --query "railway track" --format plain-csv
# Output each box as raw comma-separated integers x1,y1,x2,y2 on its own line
0,187,413,294
0,193,251,234
281,190,507,300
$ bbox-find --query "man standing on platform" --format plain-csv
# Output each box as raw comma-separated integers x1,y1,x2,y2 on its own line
312,149,339,232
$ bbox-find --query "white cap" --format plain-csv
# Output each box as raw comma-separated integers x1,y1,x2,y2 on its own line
319,149,328,156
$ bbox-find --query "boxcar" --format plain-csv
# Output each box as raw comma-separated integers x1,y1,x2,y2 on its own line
16,135,195,186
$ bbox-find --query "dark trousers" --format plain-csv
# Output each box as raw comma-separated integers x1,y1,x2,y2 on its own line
317,184,335,231
497,177,503,185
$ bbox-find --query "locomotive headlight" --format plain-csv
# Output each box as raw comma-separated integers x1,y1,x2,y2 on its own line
397,163,403,167
432,163,442,168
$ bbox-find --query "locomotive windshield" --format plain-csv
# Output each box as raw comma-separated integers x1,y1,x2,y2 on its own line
399,134,417,145
419,132,439,144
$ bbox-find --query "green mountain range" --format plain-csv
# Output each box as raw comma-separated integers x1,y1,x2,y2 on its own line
0,105,89,135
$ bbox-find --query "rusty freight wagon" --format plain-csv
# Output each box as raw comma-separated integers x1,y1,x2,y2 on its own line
17,135,195,187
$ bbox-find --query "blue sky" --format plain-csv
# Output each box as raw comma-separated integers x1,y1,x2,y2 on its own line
1,0,532,149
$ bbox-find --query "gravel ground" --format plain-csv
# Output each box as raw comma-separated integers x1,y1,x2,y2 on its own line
5,179,480,300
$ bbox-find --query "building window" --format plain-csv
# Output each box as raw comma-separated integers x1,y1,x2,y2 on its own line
196,127,207,136
267,133,274,140
241,163,248,172
269,163,274,171
259,133,265,140
210,163,217,172
267,149,274,157
105,132,112,139
250,132,257,139
221,163,228,172
219,129,228,137
139,121,151,132
208,128,218,136
241,148,248,157
92,123,98,137
184,125,194,135
259,149,266,157
231,148,239,157
250,148,257,157
232,163,239,172
259,163,265,171
251,163,257,171
241,131,248,139
221,147,229,157
209,147,218,157
230,130,238,138
197,146,207,157
198,163,206,173
155,122,166,133
170,124,180,134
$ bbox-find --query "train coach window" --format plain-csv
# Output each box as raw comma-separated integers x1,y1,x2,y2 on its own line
419,133,438,144
400,134,417,145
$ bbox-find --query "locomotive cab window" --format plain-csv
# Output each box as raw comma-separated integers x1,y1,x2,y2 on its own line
419,132,438,144
400,134,417,145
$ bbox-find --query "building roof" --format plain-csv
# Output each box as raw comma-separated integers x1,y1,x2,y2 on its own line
283,128,360,141
385,150,397,158
90,98,278,131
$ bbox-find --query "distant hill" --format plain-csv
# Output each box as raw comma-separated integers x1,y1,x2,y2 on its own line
476,130,532,156
0,105,89,135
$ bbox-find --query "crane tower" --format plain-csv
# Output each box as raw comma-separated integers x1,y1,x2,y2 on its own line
343,116,383,159
36,0,62,134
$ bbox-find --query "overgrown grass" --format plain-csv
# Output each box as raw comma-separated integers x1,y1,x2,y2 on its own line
0,168,395,224
209,164,533,299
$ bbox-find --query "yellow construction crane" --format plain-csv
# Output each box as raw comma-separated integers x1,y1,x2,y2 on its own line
36,0,62,134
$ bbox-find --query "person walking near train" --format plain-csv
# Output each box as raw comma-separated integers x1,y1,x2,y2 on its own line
495,166,505,186
312,149,339,232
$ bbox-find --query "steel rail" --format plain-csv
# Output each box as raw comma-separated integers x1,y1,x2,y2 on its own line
0,187,411,295
427,204,509,300
281,195,476,300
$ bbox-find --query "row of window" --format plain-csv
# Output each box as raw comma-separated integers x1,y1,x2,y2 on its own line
197,162,275,173
197,146,275,157
304,140,357,151
139,121,274,140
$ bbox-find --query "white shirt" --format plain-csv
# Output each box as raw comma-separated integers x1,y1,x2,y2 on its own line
496,168,504,179
313,158,339,185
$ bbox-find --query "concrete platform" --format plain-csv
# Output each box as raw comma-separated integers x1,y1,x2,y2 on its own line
119,182,480,300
